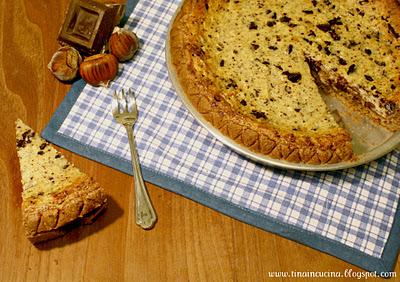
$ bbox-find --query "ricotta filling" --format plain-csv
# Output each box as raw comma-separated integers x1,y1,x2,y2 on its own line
201,0,400,133
16,121,83,205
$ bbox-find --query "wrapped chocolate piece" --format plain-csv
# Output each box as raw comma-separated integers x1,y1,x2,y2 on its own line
58,0,117,55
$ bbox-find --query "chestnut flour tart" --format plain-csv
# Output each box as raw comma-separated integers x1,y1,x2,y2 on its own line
169,0,400,164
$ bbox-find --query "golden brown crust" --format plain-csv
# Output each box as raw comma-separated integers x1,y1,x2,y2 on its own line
169,0,354,164
15,119,108,244
26,204,107,244
22,176,107,243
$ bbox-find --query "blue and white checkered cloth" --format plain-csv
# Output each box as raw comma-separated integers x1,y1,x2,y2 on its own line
57,0,400,259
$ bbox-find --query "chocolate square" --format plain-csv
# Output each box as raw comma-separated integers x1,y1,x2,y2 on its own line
58,0,117,55
105,3,126,26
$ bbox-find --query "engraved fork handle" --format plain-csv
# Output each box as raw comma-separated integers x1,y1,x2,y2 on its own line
125,125,157,229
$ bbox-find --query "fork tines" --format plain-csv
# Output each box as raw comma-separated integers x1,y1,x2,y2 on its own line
112,89,137,116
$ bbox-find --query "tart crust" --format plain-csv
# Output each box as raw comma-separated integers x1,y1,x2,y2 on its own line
169,0,355,164
22,176,107,243
15,119,107,243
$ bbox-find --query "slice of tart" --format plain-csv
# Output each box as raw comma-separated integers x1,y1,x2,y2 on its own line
15,119,107,243
169,0,400,164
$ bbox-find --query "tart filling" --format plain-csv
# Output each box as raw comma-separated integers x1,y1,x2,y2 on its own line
16,119,107,243
170,0,400,164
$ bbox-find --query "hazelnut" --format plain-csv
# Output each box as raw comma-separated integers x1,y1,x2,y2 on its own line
109,27,139,62
79,54,119,87
48,46,82,82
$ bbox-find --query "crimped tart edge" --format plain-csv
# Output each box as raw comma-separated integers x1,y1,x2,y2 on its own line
169,0,355,164
22,175,107,243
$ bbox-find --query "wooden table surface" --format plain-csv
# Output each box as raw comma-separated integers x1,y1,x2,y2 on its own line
0,1,398,281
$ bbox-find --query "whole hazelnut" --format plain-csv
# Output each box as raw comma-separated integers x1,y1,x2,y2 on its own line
79,54,119,87
109,27,139,62
48,46,82,82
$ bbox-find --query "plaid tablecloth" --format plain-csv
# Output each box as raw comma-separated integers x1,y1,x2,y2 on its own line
43,0,400,273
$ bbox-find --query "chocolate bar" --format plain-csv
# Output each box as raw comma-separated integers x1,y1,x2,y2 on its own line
105,3,126,26
58,0,117,55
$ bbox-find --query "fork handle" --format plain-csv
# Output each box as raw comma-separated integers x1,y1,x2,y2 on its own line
125,126,157,229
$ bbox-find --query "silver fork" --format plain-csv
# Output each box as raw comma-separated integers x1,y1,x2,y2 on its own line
112,89,157,229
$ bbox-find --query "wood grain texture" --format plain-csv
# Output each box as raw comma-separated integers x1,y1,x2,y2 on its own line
0,0,398,281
